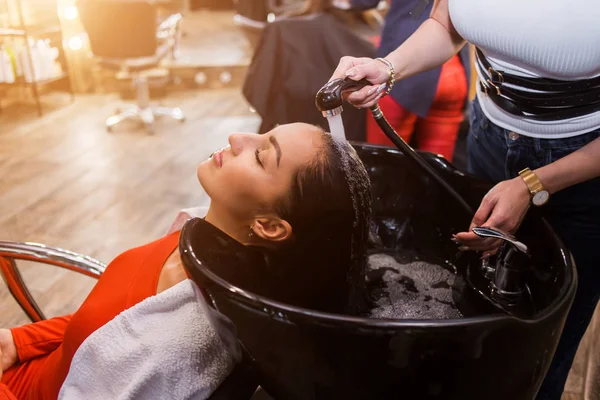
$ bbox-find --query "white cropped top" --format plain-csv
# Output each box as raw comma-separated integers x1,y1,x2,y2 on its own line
448,0,600,138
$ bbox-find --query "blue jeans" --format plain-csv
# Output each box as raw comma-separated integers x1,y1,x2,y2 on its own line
467,97,600,400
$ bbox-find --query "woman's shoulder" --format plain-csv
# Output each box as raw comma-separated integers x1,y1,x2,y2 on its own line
112,231,181,264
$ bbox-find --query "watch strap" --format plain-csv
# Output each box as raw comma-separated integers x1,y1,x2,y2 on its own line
518,168,545,195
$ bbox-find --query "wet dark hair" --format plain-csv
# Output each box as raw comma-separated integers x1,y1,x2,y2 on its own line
262,129,372,314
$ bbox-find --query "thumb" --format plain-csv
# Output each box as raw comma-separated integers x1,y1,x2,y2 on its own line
346,61,388,85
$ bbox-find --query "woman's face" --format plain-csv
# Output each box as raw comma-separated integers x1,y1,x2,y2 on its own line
197,123,324,221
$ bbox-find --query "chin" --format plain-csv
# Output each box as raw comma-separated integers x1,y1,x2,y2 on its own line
197,161,210,186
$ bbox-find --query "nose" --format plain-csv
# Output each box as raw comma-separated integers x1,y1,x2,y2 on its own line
228,133,258,156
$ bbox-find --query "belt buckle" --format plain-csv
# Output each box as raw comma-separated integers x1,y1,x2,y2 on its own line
487,67,503,95
488,67,504,84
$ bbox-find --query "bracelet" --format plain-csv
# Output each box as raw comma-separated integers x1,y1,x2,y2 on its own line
375,57,396,96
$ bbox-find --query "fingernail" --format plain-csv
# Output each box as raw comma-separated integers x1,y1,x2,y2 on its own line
345,69,356,77
451,238,460,243
458,246,470,251
376,83,386,93
367,86,376,95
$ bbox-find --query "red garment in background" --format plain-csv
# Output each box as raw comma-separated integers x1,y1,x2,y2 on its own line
366,54,468,161
0,232,180,400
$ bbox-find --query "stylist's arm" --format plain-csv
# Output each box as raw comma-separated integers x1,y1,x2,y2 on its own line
329,0,466,108
454,137,600,255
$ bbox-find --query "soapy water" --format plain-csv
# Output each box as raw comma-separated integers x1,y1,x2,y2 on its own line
326,114,346,140
366,252,462,320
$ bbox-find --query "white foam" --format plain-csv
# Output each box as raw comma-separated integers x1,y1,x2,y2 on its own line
367,253,461,320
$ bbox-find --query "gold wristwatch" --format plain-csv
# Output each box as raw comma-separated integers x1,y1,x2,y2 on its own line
518,168,549,206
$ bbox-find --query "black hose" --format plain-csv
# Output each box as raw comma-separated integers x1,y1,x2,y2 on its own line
369,105,474,216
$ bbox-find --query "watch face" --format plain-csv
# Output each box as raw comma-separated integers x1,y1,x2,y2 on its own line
533,191,550,206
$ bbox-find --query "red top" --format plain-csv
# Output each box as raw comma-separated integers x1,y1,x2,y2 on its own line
1,231,181,400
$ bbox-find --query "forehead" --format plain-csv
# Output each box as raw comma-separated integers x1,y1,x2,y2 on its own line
271,124,323,168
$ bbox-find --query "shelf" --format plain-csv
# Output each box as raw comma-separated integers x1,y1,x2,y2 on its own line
0,27,24,36
0,25,61,37
0,0,73,116
0,72,69,88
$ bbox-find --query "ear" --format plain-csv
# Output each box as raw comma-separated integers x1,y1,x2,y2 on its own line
251,216,292,243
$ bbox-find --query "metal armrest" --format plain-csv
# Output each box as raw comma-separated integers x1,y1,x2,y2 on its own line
0,241,106,322
157,12,183,60
0,240,256,399
157,13,182,40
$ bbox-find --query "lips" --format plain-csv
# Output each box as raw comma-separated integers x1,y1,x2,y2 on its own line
210,146,229,168
212,151,223,168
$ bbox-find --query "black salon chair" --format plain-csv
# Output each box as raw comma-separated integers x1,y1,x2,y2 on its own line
0,240,258,399
77,0,185,134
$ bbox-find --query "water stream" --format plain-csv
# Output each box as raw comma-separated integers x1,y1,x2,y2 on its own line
326,114,346,140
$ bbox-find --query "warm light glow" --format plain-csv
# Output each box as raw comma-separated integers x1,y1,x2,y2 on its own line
219,71,232,84
67,35,83,51
267,13,276,23
194,72,207,85
63,5,79,20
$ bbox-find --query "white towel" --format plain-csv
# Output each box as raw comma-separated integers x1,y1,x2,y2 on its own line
58,279,241,400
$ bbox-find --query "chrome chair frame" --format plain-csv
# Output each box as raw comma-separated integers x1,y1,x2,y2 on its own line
84,8,186,134
0,240,259,399
108,12,185,134
0,241,106,322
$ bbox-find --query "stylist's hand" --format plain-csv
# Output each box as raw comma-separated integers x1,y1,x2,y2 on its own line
454,177,531,256
0,329,18,379
329,56,392,108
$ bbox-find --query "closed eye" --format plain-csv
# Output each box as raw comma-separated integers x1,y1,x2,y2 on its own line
255,149,264,168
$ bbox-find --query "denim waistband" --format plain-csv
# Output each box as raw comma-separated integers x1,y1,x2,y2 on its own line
471,97,600,151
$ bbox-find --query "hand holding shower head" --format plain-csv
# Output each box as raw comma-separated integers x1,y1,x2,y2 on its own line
315,78,371,140
315,78,371,117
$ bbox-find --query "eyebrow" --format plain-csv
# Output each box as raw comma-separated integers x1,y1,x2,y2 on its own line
270,136,282,167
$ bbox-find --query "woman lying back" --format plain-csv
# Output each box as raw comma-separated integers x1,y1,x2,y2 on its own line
0,122,372,400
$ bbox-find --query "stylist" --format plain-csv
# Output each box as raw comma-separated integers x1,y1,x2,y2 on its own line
329,0,600,398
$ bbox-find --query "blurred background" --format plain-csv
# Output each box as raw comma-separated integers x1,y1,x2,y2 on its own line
0,1,597,398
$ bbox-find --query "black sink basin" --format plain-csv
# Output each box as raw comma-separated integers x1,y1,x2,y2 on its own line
180,143,576,400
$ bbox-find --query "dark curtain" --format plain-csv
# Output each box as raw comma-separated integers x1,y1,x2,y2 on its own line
242,13,376,141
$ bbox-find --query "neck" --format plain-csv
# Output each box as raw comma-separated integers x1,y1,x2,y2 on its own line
204,205,251,245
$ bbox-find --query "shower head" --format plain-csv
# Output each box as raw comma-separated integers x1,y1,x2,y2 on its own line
315,77,371,117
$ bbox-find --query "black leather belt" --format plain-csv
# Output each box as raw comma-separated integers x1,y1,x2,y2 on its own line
475,48,600,121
